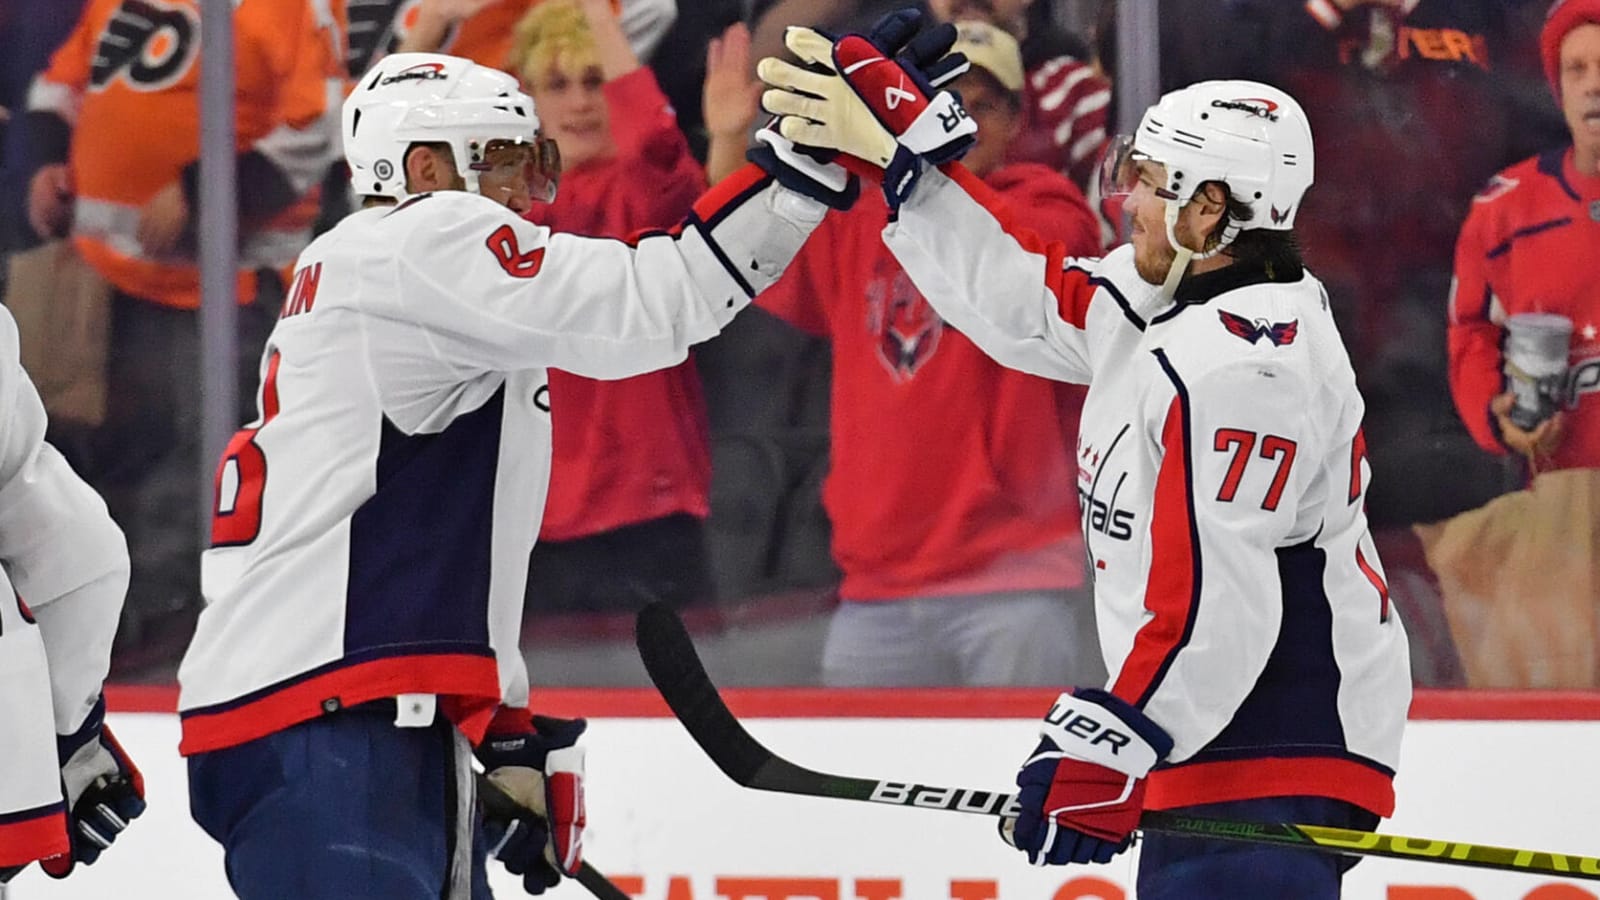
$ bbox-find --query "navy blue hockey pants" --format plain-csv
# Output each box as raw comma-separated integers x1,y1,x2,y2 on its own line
188,703,492,900
1136,796,1380,899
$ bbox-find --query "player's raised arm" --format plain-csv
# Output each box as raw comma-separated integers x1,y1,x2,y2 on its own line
386,170,824,381
341,52,846,382
884,164,1114,384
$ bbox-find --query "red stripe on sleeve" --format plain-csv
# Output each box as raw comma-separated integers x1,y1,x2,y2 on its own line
691,164,770,223
1114,395,1200,705
943,164,1097,329
1356,547,1391,622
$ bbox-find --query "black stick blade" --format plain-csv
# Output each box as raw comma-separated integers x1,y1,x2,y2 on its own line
634,602,773,787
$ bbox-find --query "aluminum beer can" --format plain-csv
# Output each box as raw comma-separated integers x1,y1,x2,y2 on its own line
1503,312,1572,431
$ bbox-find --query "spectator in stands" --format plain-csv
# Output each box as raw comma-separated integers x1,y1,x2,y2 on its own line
1418,0,1600,688
22,0,341,656
927,0,1112,192
508,0,716,614
1158,0,1565,527
360,0,677,75
709,22,1107,686
744,0,1109,192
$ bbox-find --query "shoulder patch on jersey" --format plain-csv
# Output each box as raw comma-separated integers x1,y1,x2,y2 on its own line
1219,309,1298,347
1471,174,1520,204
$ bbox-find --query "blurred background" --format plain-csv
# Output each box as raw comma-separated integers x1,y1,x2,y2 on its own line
1,0,1594,695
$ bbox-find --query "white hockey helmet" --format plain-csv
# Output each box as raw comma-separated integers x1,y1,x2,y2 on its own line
343,52,558,201
1102,79,1313,293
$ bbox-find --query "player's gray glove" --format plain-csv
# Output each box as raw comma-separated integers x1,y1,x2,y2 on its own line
46,696,147,878
477,712,587,895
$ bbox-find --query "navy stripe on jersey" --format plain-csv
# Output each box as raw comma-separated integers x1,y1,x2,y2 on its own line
1069,265,1145,331
1539,147,1581,203
687,215,756,298
0,802,65,826
178,642,494,720
1193,539,1350,762
1485,217,1574,259
345,389,505,653
1167,743,1396,776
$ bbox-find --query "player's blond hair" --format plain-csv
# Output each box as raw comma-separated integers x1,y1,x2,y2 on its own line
508,0,600,90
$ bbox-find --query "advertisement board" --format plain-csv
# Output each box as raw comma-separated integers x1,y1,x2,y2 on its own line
5,692,1598,900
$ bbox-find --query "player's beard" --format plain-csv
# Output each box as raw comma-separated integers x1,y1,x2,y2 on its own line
1132,224,1184,283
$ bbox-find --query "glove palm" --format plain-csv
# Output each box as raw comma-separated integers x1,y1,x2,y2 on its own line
757,11,977,208
477,714,587,895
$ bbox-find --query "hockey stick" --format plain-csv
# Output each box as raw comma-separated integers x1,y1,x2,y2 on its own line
635,601,1600,882
477,775,631,900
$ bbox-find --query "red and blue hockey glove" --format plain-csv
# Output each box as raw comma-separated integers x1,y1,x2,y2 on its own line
1005,689,1173,866
45,695,146,878
831,12,975,165
477,712,587,895
758,10,974,209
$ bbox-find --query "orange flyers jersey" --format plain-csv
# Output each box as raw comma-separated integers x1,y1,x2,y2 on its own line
33,0,342,308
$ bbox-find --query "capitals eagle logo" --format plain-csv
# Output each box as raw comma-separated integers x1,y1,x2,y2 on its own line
1219,310,1298,347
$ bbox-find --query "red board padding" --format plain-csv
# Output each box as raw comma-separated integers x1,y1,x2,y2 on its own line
105,685,1600,721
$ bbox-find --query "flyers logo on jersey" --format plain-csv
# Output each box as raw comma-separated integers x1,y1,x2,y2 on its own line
1219,310,1298,347
91,0,199,92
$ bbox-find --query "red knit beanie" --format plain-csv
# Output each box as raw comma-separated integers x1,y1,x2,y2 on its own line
1543,0,1600,102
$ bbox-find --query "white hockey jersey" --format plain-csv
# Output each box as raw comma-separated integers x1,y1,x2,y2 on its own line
883,166,1411,817
0,308,129,867
177,167,827,754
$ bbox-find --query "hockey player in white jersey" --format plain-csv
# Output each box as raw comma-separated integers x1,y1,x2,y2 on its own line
176,51,852,899
0,306,142,882
758,21,1410,899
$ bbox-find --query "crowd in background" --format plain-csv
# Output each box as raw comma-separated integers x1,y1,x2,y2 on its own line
0,0,1595,692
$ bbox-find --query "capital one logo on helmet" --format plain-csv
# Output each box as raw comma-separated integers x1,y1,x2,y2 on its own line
1210,97,1281,121
381,62,449,86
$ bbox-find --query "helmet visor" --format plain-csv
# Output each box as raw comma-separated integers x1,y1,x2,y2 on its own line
1098,134,1179,202
472,137,563,204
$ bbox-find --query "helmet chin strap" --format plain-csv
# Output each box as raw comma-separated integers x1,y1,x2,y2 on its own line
1158,196,1238,298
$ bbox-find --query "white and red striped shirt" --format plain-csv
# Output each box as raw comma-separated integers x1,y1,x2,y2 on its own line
1010,55,1111,191
882,165,1411,817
